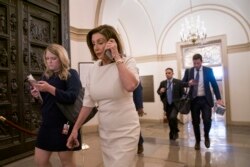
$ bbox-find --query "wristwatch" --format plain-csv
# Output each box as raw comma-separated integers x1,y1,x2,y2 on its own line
115,59,124,65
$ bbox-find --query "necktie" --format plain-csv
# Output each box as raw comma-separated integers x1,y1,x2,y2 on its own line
167,80,172,104
192,69,199,98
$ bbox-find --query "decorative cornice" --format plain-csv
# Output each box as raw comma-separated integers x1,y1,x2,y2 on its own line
70,26,90,42
227,42,250,53
134,53,176,63
134,42,250,63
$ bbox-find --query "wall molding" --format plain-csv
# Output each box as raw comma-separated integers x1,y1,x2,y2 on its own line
70,26,89,42
134,53,176,63
228,42,250,53
228,121,250,126
139,118,163,124
132,42,250,63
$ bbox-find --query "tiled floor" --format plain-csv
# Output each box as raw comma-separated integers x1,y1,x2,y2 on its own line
4,113,250,167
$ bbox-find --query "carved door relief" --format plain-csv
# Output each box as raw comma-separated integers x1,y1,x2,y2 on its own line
0,0,69,165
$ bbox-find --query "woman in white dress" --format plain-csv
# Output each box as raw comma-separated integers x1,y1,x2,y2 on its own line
67,25,140,167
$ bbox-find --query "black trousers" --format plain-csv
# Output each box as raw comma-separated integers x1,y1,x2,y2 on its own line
166,103,179,133
190,96,212,142
138,132,144,145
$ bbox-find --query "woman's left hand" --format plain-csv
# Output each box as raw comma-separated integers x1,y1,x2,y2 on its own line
35,80,56,95
137,108,145,117
34,81,56,96
34,81,54,93
105,38,120,60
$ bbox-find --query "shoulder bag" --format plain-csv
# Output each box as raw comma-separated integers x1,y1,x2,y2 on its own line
177,68,192,114
56,87,98,125
177,89,191,114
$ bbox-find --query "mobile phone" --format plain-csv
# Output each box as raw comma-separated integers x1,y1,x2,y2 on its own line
105,49,113,60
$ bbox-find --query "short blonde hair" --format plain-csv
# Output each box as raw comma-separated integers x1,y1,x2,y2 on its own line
43,43,70,80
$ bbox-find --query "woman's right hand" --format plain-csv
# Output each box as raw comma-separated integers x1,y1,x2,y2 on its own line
67,130,80,149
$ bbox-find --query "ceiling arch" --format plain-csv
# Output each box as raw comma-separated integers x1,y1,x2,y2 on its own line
158,4,250,54
96,0,250,56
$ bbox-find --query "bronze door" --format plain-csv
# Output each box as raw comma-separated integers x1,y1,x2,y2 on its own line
0,0,69,165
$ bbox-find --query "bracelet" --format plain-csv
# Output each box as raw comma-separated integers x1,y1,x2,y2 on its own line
116,59,124,65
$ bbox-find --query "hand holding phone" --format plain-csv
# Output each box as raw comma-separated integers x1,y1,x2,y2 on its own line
27,74,43,103
105,49,113,60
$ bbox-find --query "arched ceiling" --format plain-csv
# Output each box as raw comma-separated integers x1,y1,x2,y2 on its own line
78,0,250,57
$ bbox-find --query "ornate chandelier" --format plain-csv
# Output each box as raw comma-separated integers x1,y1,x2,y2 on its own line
180,0,207,44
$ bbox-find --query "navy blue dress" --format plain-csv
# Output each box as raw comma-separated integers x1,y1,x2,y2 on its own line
36,69,82,151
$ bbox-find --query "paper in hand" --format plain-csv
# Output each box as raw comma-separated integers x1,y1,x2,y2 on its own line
27,74,43,104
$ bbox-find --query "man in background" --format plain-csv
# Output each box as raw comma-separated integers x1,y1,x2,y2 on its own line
182,53,224,150
133,81,145,154
157,68,184,140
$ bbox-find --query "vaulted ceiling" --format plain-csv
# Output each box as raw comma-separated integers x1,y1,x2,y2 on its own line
72,0,250,57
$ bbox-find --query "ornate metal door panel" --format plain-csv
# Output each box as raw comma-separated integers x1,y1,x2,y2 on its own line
0,0,69,165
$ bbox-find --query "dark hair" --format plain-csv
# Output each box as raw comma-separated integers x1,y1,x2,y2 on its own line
165,68,173,72
193,53,203,61
86,24,124,61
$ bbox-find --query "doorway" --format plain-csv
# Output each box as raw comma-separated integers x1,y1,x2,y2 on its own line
0,0,69,165
177,40,227,125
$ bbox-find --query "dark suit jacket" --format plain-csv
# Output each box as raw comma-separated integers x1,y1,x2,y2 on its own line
182,66,221,107
157,78,184,110
133,82,143,110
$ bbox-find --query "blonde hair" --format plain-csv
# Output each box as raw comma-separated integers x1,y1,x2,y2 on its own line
43,43,70,80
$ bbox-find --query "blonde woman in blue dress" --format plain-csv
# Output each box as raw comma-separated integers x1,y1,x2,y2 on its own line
67,25,140,167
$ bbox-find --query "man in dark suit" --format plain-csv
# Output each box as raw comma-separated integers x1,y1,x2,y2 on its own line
133,81,145,154
157,68,184,140
182,53,224,150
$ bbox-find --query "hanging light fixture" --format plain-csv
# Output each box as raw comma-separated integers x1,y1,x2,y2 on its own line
180,0,207,44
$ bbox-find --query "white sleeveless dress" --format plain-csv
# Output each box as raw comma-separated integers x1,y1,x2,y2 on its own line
83,57,140,167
